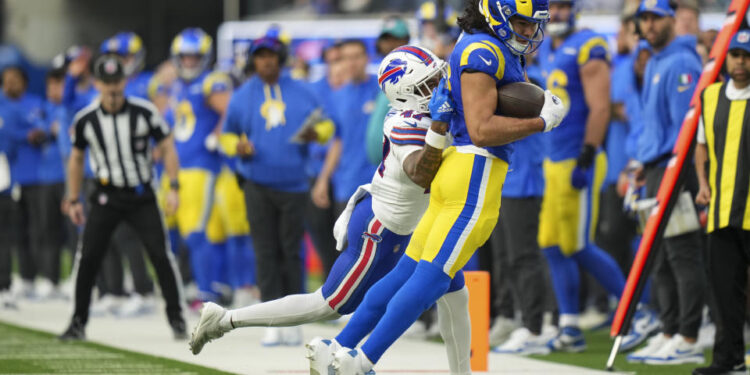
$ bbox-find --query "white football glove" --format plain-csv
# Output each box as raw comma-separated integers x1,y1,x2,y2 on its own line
539,90,566,132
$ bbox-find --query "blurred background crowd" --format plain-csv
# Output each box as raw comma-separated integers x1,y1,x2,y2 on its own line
0,0,740,364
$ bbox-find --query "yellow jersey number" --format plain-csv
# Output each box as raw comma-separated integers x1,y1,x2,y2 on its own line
546,69,570,111
174,100,196,142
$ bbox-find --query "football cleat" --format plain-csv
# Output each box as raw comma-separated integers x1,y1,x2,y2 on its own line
190,302,230,354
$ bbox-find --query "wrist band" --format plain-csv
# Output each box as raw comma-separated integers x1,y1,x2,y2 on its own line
425,128,448,149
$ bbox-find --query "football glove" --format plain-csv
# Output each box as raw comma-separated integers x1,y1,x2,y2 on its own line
571,144,596,189
428,78,456,123
539,90,566,132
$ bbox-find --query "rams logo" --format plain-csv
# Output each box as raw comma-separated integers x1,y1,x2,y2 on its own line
378,58,407,91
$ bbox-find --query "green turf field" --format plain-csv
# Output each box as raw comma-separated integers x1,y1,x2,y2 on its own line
0,322,235,374
530,329,712,375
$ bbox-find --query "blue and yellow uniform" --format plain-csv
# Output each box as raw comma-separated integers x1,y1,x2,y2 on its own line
404,32,524,277
166,69,233,298
167,70,231,238
537,30,609,255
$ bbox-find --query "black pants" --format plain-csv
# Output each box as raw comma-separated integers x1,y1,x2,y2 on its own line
304,178,338,278
36,183,66,284
708,227,750,368
243,181,307,302
71,186,183,325
489,196,550,334
14,185,40,282
96,224,154,296
645,166,706,338
0,193,14,291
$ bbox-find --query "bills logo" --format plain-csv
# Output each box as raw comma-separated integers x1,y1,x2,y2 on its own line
362,232,383,243
378,58,407,91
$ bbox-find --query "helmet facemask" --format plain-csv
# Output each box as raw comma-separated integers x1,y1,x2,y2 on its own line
411,62,447,113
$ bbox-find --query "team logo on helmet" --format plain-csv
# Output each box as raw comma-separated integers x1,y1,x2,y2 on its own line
378,58,407,91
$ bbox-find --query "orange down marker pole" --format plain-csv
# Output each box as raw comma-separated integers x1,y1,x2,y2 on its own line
465,270,490,372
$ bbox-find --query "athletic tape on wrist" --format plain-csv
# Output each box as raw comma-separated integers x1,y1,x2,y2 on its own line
425,128,448,149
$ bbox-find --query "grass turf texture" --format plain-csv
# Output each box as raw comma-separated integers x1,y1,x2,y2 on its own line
0,321,235,374
529,329,712,374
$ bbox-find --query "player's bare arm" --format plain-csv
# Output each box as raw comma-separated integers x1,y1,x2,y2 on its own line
312,138,342,209
461,72,546,146
581,59,610,147
158,134,181,215
694,141,711,205
402,120,448,189
65,147,86,225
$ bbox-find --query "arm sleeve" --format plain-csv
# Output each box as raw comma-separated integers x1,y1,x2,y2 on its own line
388,121,428,168
577,36,610,66
222,95,241,136
457,41,505,81
71,116,88,150
62,74,79,109
202,71,233,97
667,60,701,131
148,107,171,142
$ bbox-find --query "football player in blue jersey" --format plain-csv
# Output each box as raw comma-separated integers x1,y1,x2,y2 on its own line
166,28,235,305
326,0,567,373
537,0,655,353
100,31,155,100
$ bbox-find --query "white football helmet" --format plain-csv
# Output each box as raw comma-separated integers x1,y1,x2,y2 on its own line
378,45,446,113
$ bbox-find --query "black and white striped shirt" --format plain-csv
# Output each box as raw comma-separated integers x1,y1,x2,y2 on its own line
71,97,170,188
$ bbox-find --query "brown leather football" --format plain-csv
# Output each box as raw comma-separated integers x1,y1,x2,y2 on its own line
496,82,545,118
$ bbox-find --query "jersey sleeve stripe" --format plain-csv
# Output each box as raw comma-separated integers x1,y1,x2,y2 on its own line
460,43,496,67
390,138,426,146
392,127,428,135
479,41,506,80
578,37,610,65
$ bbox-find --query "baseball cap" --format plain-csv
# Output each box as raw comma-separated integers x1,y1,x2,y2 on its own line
93,54,125,83
379,16,410,40
637,0,676,18
729,29,750,54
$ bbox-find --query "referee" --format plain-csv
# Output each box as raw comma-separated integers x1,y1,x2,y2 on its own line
59,55,186,341
693,30,750,375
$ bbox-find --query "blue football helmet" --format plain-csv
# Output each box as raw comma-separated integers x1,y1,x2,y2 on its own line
479,0,550,55
547,0,578,37
100,31,146,77
170,28,213,81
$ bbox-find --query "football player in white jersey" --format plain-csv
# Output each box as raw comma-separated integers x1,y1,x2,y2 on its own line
189,45,470,374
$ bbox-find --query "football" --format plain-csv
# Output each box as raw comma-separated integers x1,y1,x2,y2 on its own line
496,82,545,118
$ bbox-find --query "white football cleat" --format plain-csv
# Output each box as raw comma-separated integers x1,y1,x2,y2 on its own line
489,316,520,347
643,334,704,365
332,347,375,375
492,327,551,355
305,337,340,375
189,302,230,355
627,332,670,363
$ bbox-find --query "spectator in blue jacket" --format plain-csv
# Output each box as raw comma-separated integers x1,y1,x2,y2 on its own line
221,36,334,345
305,43,346,278
311,39,379,217
627,0,707,364
0,98,26,308
3,65,49,299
